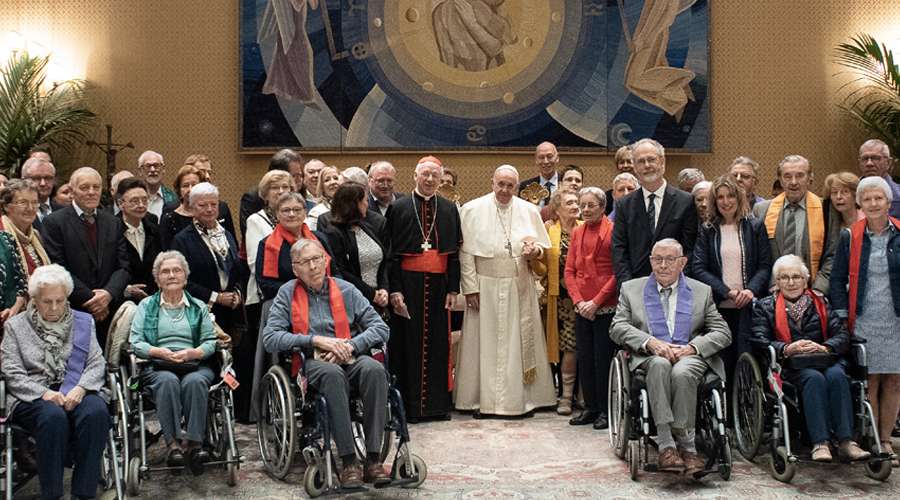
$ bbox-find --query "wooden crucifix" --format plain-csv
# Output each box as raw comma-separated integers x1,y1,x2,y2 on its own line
86,124,133,191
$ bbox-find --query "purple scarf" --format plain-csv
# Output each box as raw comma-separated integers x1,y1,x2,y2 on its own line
60,311,93,395
643,273,693,346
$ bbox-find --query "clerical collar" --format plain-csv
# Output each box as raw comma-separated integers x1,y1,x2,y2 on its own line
413,188,435,201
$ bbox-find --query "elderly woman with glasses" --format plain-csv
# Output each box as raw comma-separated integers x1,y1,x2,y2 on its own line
0,178,52,277
751,254,869,462
1,264,110,499
830,175,900,461
129,251,219,469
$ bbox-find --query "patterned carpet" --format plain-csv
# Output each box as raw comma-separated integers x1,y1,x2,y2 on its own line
15,411,900,499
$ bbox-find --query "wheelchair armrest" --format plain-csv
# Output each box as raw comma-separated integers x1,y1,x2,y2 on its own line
217,347,234,373
850,336,867,345
850,342,868,368
767,344,782,373
0,377,6,419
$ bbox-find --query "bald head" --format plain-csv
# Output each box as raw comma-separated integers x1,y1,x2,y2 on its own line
535,141,559,178
69,167,103,211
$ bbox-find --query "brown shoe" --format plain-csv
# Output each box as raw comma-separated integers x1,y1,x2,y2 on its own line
657,446,685,472
680,450,706,475
339,462,364,488
364,461,390,485
839,441,871,461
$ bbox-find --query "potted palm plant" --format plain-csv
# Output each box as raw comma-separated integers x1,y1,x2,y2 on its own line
834,34,900,157
0,52,96,176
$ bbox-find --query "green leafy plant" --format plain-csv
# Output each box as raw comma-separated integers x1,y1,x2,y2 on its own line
0,52,96,176
834,34,900,156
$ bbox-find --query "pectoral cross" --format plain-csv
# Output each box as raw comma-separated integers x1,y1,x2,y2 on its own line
505,240,513,257
421,240,432,251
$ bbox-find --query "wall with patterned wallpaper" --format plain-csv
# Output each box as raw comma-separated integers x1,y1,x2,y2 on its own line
1,1,898,215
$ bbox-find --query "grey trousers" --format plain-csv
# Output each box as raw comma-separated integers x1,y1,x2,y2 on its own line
144,365,215,443
306,356,389,458
638,355,708,430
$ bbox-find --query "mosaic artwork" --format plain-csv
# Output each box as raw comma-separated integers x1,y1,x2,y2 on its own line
240,0,710,151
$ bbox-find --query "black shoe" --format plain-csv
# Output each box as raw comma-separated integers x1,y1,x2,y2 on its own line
166,448,185,467
569,411,600,426
187,448,209,476
592,414,609,430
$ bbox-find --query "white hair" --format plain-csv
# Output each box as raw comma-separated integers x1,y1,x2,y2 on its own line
613,172,639,188
152,250,191,281
290,238,325,260
28,264,74,297
772,254,810,281
859,139,890,158
494,164,519,179
578,186,607,209
368,160,395,177
856,175,894,205
777,154,811,176
188,182,219,207
21,157,55,178
138,150,164,166
69,167,101,186
414,160,444,175
691,180,712,196
632,138,665,158
652,238,683,256
730,156,760,176
678,168,706,186
342,166,368,185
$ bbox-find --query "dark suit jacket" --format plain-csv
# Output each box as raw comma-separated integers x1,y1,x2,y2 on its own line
691,217,772,303
368,192,405,216
319,212,389,301
42,206,131,308
170,223,241,328
119,214,162,297
611,184,698,286
239,187,264,246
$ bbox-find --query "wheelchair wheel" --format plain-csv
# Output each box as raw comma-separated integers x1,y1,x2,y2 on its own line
257,365,296,479
393,453,427,488
126,457,142,496
226,448,239,486
608,354,630,459
628,440,640,480
865,458,892,481
719,436,733,481
769,446,796,483
733,352,764,461
303,463,333,498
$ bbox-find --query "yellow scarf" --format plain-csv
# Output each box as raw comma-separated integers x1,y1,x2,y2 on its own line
541,220,582,364
764,192,825,278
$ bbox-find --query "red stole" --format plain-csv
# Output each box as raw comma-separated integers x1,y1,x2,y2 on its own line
290,277,351,376
262,223,328,278
848,216,900,333
774,290,828,345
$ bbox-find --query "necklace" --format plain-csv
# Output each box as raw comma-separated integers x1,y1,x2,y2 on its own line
411,192,437,251
495,202,513,257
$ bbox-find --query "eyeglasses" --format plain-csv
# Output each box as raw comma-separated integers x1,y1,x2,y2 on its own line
26,175,54,183
859,155,889,163
279,207,305,215
140,162,164,170
732,172,756,181
292,255,325,267
776,274,806,283
650,256,681,266
372,178,394,186
10,200,39,209
634,156,660,167
123,197,149,207
579,202,601,209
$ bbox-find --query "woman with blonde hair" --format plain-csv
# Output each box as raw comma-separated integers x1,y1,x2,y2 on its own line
822,172,864,250
306,165,343,230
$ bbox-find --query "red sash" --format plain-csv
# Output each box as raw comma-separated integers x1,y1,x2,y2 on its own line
848,216,900,333
263,223,328,278
290,277,351,376
774,290,828,345
400,250,448,273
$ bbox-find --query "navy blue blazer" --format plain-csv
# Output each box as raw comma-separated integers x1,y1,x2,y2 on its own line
170,223,240,303
691,217,772,303
830,223,900,319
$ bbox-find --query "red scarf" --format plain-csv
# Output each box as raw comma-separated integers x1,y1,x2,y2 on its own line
774,290,828,345
848,217,900,333
290,277,351,376
262,223,324,278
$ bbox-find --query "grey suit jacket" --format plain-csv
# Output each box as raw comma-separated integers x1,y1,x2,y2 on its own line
752,198,833,294
610,276,732,379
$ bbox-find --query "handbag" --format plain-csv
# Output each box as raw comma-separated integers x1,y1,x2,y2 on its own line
151,359,201,376
784,352,837,371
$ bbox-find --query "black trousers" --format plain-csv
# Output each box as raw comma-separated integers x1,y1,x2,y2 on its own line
575,312,615,414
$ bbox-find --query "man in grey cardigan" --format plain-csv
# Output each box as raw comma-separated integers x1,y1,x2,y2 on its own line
263,238,390,489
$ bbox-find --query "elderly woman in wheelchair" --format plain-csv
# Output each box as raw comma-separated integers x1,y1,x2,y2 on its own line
128,251,220,471
0,264,110,500
262,238,396,491
749,254,871,465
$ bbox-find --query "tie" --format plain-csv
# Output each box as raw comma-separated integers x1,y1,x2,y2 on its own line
543,180,553,206
660,286,673,323
39,203,50,220
783,203,799,254
647,193,657,232
81,211,95,225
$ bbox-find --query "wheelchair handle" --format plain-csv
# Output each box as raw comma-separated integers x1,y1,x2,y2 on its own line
767,344,781,373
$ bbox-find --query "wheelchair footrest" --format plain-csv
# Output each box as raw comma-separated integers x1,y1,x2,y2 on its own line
375,477,420,489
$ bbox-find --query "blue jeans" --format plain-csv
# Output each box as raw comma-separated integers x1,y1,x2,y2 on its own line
12,394,110,500
784,361,854,444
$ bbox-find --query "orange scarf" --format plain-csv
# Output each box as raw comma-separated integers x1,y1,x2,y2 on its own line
764,192,825,278
262,223,323,278
774,290,828,346
848,217,900,333
290,277,350,376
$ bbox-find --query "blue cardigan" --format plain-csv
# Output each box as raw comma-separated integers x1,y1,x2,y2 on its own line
829,223,900,319
691,217,772,303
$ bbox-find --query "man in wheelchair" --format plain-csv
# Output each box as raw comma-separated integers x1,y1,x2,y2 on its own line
611,239,731,475
750,254,870,462
263,238,391,488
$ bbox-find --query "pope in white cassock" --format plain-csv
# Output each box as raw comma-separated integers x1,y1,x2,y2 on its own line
454,165,557,416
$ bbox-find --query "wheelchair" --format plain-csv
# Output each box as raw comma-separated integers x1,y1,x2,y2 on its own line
118,319,243,495
608,350,733,481
256,347,426,497
0,361,127,500
731,339,892,483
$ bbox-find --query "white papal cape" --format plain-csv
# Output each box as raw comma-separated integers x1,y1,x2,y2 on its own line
453,193,556,415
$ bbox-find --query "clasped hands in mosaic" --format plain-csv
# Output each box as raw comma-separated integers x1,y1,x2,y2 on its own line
2,138,900,498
